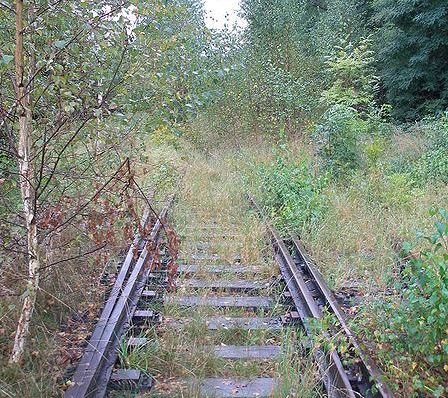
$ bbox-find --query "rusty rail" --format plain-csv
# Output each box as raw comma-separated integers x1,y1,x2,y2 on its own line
64,194,175,398
249,196,393,398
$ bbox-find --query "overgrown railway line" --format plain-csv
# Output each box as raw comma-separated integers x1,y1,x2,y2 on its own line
64,196,176,398
64,196,393,398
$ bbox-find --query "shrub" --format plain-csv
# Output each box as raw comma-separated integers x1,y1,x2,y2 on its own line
412,114,448,184
416,148,448,184
364,136,387,167
257,146,327,232
313,104,367,177
359,209,448,396
143,144,181,198
378,173,416,208
150,124,182,149
321,36,379,113
350,170,416,210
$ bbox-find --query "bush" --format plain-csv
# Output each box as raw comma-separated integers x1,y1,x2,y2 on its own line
150,124,182,149
349,170,417,211
359,209,448,396
314,104,367,177
378,173,416,208
412,115,448,184
257,145,327,232
143,144,182,198
364,136,387,167
321,36,379,113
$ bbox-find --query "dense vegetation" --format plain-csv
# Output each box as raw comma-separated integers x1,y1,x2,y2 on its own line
0,0,447,397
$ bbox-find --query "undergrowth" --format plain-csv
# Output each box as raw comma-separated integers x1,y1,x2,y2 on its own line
247,111,447,397
356,210,448,397
255,137,327,233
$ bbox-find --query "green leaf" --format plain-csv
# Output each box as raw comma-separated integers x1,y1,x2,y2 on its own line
439,208,448,220
402,241,413,254
435,221,447,237
0,54,14,65
54,40,67,49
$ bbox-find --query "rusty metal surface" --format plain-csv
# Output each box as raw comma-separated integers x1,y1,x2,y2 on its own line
271,230,356,398
249,196,393,398
67,192,393,398
64,207,152,397
64,195,175,398
288,234,394,398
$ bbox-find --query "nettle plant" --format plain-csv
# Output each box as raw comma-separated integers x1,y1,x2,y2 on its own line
366,209,448,396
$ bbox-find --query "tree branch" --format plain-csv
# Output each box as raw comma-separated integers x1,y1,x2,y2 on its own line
40,242,108,271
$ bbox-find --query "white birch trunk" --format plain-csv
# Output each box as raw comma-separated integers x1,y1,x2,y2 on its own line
10,0,40,364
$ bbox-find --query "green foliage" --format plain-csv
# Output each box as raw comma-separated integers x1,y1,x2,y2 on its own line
251,57,316,123
315,34,391,178
349,168,417,210
364,136,387,167
0,0,136,213
390,115,448,184
130,0,212,127
322,37,379,111
360,209,448,396
369,172,416,209
257,140,327,231
144,145,182,197
150,124,182,149
379,173,416,208
308,309,357,374
416,148,448,185
314,105,367,177
412,114,448,184
373,1,448,119
236,0,370,132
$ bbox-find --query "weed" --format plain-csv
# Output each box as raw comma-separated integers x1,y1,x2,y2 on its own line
313,104,367,177
256,142,327,233
273,328,323,398
357,209,448,397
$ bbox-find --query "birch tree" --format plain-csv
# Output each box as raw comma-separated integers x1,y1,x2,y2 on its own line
9,0,38,364
1,0,132,363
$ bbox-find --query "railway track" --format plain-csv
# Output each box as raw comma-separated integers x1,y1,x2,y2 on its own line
64,195,176,398
64,195,393,398
250,198,393,398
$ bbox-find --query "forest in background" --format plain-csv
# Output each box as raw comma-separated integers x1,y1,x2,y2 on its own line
0,1,447,397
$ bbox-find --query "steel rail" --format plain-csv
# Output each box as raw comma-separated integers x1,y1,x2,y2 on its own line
249,196,393,398
65,194,175,398
288,233,394,398
268,220,356,398
65,206,152,396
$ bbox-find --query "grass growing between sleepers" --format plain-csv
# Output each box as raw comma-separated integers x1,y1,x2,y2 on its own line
123,150,323,397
